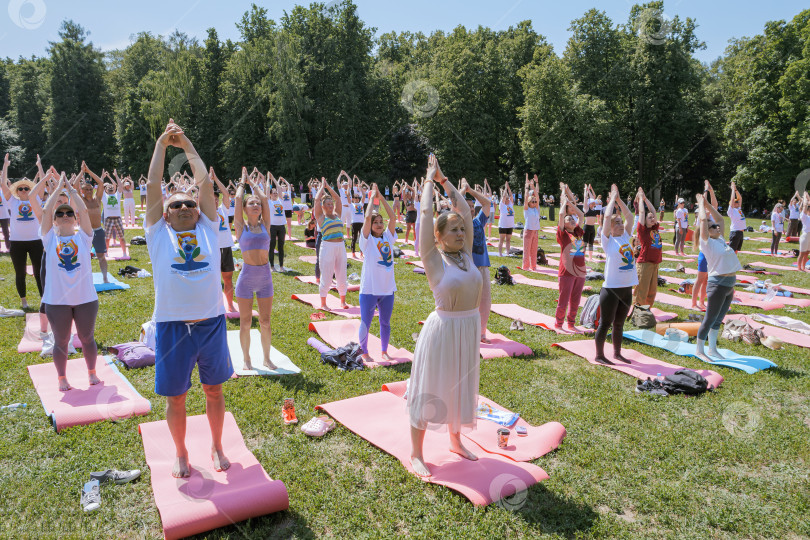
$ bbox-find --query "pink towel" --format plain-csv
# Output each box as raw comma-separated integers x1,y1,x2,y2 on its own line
18,313,82,353
139,412,289,540
27,357,151,431
316,390,550,505
291,293,361,318
308,319,413,368
294,275,360,292
552,339,724,388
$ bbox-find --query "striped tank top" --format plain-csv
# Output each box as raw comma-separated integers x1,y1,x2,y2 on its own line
321,216,344,241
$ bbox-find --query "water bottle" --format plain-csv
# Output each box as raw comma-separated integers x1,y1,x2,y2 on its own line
1,403,27,411
656,373,664,384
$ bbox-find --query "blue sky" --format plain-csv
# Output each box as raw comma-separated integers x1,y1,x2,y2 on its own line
1,0,806,64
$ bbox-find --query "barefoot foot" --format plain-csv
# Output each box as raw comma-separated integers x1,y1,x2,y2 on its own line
449,442,478,461
262,358,277,371
88,371,101,385
410,456,432,478
707,349,725,359
593,356,614,365
58,377,72,392
172,456,190,478
613,353,632,364
211,448,230,472
380,351,393,361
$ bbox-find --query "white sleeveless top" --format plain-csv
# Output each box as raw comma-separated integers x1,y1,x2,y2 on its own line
430,252,482,312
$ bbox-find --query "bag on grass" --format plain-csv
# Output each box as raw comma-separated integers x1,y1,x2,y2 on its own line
741,324,764,346
320,342,364,371
140,320,156,351
664,328,690,342
657,276,667,286
585,271,605,281
494,265,514,285
662,370,710,395
393,247,403,258
631,306,656,328
721,319,746,342
537,247,548,266
109,342,155,369
579,294,601,330
678,278,695,295
130,236,147,245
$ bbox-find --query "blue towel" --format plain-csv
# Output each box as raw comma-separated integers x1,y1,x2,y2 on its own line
623,329,776,374
92,272,130,292
476,404,520,427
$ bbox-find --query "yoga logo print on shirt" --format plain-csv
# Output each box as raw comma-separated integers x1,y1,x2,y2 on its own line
273,203,284,217
106,195,118,206
171,231,209,272
218,212,228,231
17,202,34,221
572,238,585,258
354,203,363,215
506,205,514,217
651,230,662,249
619,243,635,270
282,192,290,201
56,238,81,272
376,239,393,268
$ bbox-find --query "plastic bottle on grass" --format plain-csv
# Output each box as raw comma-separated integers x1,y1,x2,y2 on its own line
1,403,27,411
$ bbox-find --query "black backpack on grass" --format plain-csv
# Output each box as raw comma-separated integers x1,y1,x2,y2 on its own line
537,247,548,266
662,370,710,395
494,265,514,285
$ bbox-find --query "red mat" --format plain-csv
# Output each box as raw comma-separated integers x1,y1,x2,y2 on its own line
222,293,258,319
380,380,567,462
18,313,82,353
27,357,151,432
654,291,785,311
316,390,552,505
298,255,317,264
291,293,361,318
723,314,810,349
294,275,360,292
734,291,810,308
480,330,533,359
308,319,413,368
512,272,592,292
552,339,724,388
490,304,590,334
515,265,562,277
139,412,289,540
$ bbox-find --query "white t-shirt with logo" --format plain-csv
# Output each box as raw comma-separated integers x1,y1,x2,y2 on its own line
145,214,223,323
771,211,784,233
269,199,286,226
701,236,742,276
8,197,41,241
228,198,236,217
601,231,639,288
360,230,397,296
339,188,350,208
675,207,688,228
216,204,234,249
280,189,293,211
498,202,515,228
103,190,122,218
40,228,98,306
523,207,540,231
351,202,365,224
789,203,800,219
727,207,746,232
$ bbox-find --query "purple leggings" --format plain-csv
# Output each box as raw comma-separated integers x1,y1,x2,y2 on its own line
44,300,99,377
358,294,394,354
235,263,274,299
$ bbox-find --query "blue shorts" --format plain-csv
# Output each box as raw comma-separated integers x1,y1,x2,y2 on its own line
697,252,708,273
154,315,233,396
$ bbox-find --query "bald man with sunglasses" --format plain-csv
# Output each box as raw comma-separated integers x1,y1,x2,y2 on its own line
144,119,233,479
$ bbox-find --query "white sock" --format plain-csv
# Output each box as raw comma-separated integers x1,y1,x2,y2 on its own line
708,328,724,358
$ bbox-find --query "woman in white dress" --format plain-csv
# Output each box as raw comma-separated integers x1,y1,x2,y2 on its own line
409,154,482,478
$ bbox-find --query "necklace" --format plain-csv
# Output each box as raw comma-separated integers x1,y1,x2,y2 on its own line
440,249,467,271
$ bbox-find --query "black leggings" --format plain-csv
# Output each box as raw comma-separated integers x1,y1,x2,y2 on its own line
583,225,596,250
595,286,633,358
351,222,363,252
771,231,782,255
10,239,44,299
0,218,9,250
314,232,323,280
269,224,286,267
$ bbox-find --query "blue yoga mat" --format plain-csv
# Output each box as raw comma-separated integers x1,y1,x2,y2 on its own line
93,272,130,292
622,330,776,374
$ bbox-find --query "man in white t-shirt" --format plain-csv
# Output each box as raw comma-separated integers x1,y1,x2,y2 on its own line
726,181,746,252
144,120,233,479
102,175,128,257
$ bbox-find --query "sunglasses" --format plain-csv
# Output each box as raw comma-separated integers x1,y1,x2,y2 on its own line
709,224,720,229
17,187,30,192
168,200,198,210
55,210,75,218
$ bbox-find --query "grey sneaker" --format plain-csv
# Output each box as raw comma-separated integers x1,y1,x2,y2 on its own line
81,480,101,512
90,469,141,485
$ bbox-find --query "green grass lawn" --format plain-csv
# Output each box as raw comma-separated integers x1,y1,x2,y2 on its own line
0,208,808,539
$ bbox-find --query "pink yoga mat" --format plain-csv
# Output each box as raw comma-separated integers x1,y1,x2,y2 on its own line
400,249,418,258
18,313,82,353
27,357,151,432
723,314,810,348
552,339,724,388
291,293,361,318
139,412,289,540
381,380,567,462
654,291,785,311
316,391,550,505
106,246,131,260
515,265,561,277
298,255,317,264
480,330,532,359
308,319,413,368
222,293,258,319
293,242,315,250
294,275,360,292
746,261,801,272
734,291,810,308
406,260,424,269
512,272,592,292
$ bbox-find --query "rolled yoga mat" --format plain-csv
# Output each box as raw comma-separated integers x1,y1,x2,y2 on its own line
139,412,289,540
27,356,151,432
551,338,725,388
316,390,551,505
622,329,777,374
306,337,331,354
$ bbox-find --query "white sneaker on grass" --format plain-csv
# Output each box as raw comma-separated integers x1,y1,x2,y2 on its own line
81,480,101,512
90,468,141,485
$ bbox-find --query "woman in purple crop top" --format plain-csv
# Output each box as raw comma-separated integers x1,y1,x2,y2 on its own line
234,168,275,371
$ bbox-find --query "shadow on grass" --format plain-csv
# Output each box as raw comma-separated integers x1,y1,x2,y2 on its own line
767,366,806,379
517,484,598,537
276,374,324,394
188,508,315,539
